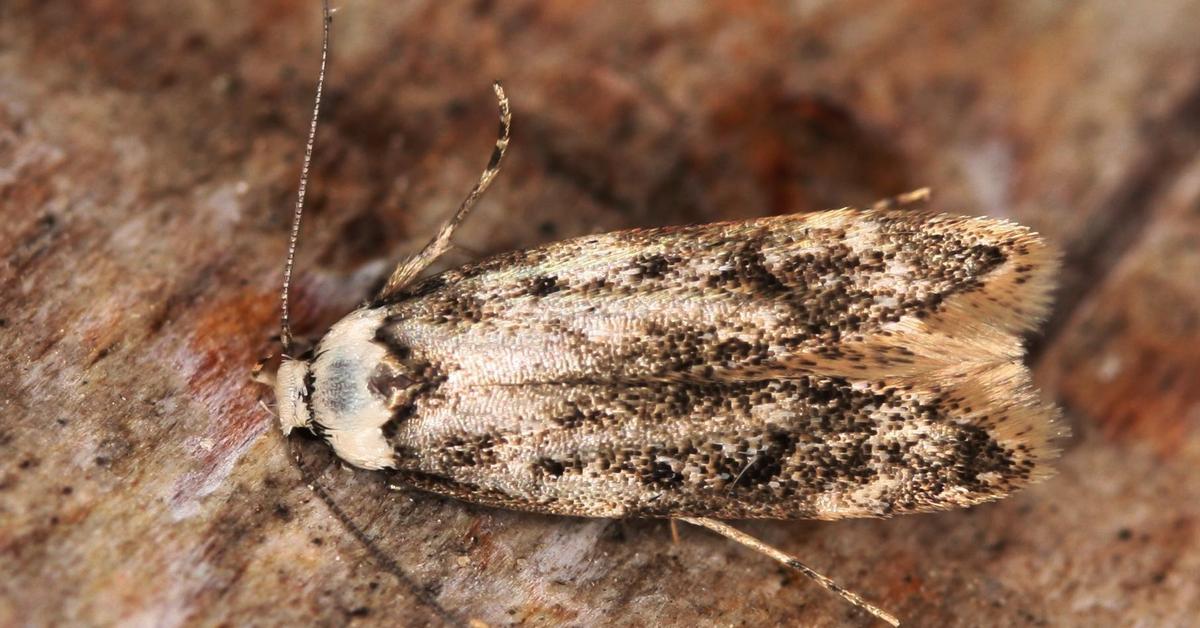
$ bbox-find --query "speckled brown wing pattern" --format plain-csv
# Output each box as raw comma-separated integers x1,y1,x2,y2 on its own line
373,208,1063,520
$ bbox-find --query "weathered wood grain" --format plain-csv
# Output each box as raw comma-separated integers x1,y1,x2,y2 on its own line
3,1,1199,626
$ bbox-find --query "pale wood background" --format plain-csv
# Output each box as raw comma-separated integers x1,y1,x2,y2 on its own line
3,1,1199,626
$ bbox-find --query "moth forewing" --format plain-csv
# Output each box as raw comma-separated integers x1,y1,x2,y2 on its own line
266,5,1062,626
366,208,1062,521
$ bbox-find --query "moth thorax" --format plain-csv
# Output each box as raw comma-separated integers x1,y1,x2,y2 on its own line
297,308,397,470
276,358,312,435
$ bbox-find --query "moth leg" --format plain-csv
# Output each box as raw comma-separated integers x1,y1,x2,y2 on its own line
679,517,900,627
669,519,681,545
256,399,276,418
250,354,276,386
378,81,512,298
870,187,931,211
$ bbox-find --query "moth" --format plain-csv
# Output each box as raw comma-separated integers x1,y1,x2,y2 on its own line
257,5,1063,625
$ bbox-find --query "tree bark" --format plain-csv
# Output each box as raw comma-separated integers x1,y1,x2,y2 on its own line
4,1,1200,626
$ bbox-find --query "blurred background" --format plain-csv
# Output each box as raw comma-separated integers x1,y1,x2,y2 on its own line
2,1,1198,625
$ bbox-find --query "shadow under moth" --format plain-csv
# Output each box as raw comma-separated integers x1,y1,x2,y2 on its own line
256,5,1064,625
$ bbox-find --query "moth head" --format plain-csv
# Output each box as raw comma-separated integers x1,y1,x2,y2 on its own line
275,357,312,436
251,350,315,435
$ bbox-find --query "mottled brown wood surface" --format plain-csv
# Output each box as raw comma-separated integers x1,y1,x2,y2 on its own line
4,1,1200,626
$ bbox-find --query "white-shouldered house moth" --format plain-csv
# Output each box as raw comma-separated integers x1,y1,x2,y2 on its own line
256,5,1064,625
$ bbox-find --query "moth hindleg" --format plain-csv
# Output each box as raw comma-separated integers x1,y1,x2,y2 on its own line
680,517,901,627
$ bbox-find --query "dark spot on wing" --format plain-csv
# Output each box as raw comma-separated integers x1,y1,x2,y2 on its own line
525,274,561,297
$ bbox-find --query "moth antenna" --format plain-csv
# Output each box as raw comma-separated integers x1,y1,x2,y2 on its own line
280,0,333,354
680,517,901,627
378,81,512,298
